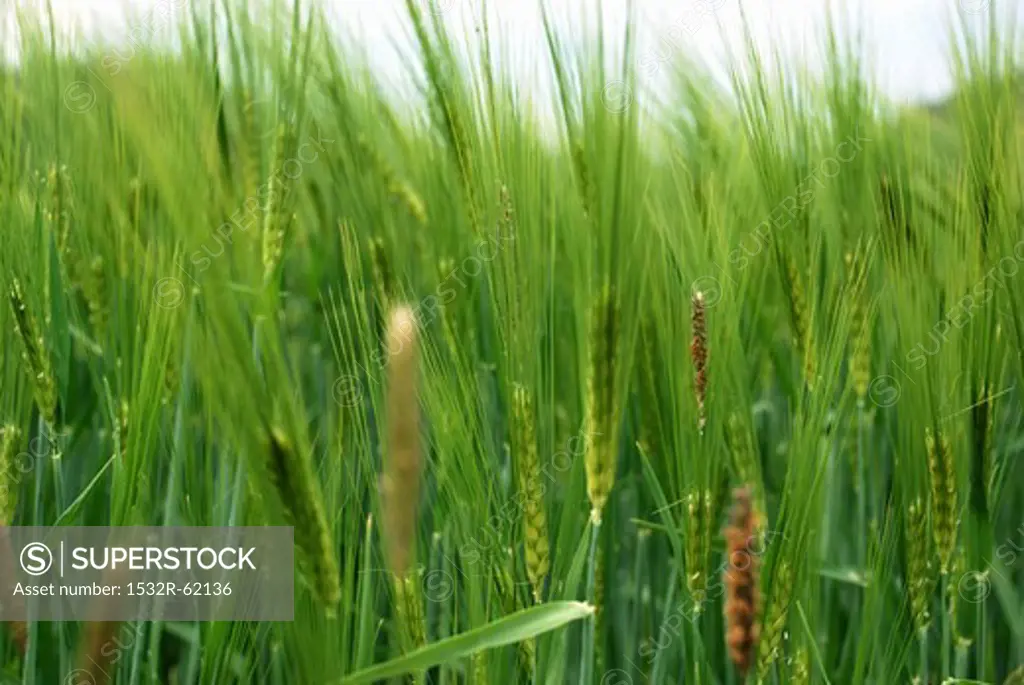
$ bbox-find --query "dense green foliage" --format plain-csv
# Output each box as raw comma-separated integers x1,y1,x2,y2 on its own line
1,1,1023,683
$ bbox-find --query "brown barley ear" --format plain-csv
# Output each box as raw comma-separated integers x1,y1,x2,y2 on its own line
690,290,709,435
723,485,761,677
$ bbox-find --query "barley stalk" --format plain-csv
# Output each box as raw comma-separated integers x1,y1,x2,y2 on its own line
241,90,260,207
636,317,661,458
594,539,606,674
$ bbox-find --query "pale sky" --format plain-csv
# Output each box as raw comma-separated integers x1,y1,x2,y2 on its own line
9,0,1023,107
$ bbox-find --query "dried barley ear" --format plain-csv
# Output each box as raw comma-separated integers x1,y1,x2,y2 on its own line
380,306,428,650
723,485,761,677
690,290,709,435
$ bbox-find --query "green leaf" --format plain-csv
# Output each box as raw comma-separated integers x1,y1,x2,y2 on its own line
337,601,593,684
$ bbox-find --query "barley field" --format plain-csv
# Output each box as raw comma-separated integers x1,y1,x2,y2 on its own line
1,0,1023,683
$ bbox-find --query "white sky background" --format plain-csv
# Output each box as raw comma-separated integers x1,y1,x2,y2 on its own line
9,0,1023,108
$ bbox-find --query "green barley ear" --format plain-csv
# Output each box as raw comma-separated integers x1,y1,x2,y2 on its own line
584,284,620,523
8,278,58,424
498,183,514,232
355,134,427,226
436,257,477,366
512,383,549,603
265,426,341,610
261,124,292,283
471,651,488,684
82,255,108,336
726,414,765,515
684,488,714,609
782,255,815,392
755,559,794,681
370,237,395,311
0,425,20,523
905,496,934,634
844,249,871,406
690,290,709,434
790,645,810,685
392,180,427,226
518,633,536,680
393,571,426,649
926,427,957,574
45,162,72,258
